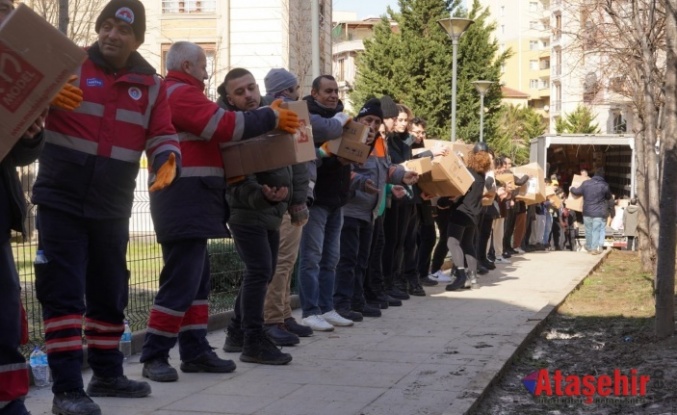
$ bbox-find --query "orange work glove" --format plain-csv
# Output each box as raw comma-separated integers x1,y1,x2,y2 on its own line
149,153,177,192
270,99,301,134
51,76,83,111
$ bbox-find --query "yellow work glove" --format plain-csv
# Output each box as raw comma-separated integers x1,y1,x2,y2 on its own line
51,76,83,111
270,99,301,134
149,153,177,192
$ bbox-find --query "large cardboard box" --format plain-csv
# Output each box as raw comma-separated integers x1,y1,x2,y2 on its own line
416,152,475,197
496,173,515,188
512,162,546,205
0,4,86,162
565,174,589,212
412,139,474,161
324,120,371,164
221,101,315,178
403,156,432,175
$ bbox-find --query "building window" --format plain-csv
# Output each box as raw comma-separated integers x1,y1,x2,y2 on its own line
162,0,216,13
529,20,538,30
530,79,539,89
529,1,539,11
530,60,539,70
337,58,345,82
501,6,505,16
529,40,539,50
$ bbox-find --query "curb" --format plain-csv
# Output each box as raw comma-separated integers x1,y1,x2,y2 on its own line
444,250,611,415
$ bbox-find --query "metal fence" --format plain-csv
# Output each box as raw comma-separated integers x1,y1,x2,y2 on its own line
14,162,248,351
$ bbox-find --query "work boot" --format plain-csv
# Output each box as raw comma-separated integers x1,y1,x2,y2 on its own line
352,303,382,318
86,375,151,398
385,287,409,300
52,389,101,415
385,294,402,307
419,276,439,286
284,317,313,337
408,282,426,297
264,323,300,346
223,326,244,353
337,309,363,322
240,331,292,365
142,357,178,382
445,268,468,291
181,349,236,373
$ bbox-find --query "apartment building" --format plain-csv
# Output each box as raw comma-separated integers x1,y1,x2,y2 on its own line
331,13,398,113
138,0,332,99
481,0,633,134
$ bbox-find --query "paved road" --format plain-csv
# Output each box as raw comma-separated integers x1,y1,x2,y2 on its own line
25,250,604,415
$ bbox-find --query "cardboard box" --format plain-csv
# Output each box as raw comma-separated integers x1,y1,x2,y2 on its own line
221,101,315,178
565,174,589,212
496,173,515,188
403,156,432,175
412,139,474,160
416,152,475,197
0,4,86,162
548,193,563,209
512,162,546,205
324,120,371,164
545,185,557,197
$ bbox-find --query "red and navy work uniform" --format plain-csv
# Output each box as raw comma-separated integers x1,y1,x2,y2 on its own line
139,70,280,364
31,44,181,394
0,137,43,415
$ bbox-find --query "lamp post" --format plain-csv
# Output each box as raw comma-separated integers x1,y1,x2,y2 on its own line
472,80,493,143
438,17,474,142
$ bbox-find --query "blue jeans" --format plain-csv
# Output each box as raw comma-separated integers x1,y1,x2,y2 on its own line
298,205,343,317
583,217,605,250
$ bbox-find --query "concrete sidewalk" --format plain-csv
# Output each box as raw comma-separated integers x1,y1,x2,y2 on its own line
25,250,604,415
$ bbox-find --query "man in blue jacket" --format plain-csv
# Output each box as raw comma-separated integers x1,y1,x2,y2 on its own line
569,167,611,255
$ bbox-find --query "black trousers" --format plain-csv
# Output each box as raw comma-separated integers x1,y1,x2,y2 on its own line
430,207,451,272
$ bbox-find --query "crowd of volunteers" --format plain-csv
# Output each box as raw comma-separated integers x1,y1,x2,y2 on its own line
0,1,639,414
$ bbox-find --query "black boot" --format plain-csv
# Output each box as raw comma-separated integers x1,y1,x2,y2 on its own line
284,317,313,337
142,356,178,382
181,349,237,373
52,389,101,415
445,268,467,291
86,375,151,398
223,325,244,353
408,280,426,296
264,323,300,346
240,331,292,365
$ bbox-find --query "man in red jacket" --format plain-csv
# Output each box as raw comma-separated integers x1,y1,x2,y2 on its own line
32,1,181,414
139,41,299,381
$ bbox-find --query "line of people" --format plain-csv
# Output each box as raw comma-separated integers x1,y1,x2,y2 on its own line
0,1,580,415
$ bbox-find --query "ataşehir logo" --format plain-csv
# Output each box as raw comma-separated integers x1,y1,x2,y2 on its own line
522,369,650,404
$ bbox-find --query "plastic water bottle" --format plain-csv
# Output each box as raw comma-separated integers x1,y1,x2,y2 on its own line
34,250,48,264
29,346,50,387
119,320,132,359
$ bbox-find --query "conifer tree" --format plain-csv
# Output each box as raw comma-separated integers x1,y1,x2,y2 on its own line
554,105,601,134
350,0,510,141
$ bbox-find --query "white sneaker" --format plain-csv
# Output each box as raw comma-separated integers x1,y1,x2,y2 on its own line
301,315,334,332
494,257,511,264
514,247,526,254
321,310,354,327
430,270,453,283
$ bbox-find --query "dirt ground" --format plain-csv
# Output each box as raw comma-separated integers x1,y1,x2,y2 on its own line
473,251,677,415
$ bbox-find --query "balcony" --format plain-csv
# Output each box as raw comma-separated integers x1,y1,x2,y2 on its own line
332,39,365,55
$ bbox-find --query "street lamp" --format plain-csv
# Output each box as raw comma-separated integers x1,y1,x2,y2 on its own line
438,17,474,142
472,80,493,143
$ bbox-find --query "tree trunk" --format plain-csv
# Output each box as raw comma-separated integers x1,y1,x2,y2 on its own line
58,0,68,35
634,123,652,272
655,0,677,339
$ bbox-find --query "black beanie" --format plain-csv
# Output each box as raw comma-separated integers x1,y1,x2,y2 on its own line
356,98,384,121
380,95,398,119
95,0,146,43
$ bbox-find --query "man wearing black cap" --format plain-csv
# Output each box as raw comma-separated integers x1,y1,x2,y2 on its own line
334,99,418,320
32,0,181,414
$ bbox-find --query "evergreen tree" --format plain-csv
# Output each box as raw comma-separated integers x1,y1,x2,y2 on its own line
350,0,509,140
555,105,601,134
493,104,545,165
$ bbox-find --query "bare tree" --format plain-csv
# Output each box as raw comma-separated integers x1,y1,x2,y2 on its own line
561,0,664,273
25,0,105,45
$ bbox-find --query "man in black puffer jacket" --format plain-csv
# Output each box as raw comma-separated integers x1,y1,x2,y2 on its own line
570,167,611,254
